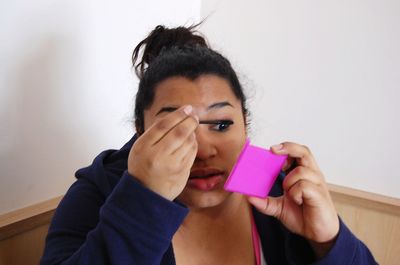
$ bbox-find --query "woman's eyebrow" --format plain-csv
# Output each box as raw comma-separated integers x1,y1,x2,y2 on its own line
156,106,178,115
155,101,233,116
207,101,233,110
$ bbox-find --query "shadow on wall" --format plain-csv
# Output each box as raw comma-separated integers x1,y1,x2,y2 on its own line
0,36,88,213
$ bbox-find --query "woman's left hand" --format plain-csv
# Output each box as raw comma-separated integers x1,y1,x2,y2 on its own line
248,142,339,257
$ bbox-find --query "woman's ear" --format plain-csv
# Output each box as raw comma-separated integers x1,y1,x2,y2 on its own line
243,112,250,136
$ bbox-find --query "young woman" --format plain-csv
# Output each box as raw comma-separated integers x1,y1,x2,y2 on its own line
40,25,377,265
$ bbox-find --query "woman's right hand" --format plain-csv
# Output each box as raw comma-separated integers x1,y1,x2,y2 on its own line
128,105,199,201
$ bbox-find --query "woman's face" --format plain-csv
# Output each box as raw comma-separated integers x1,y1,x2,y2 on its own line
143,74,247,209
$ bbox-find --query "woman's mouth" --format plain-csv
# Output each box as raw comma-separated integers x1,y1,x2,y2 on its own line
188,168,225,191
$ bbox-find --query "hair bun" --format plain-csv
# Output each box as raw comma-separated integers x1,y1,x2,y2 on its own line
132,24,208,78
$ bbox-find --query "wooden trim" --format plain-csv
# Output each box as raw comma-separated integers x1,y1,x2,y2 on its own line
328,183,400,207
0,196,62,240
327,183,400,216
0,186,398,265
0,184,399,242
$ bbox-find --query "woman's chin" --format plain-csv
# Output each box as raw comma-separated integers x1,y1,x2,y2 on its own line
176,187,232,210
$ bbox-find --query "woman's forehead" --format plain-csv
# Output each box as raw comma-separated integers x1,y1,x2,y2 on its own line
152,75,239,108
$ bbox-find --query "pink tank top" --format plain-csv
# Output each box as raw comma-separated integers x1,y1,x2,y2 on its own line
251,214,262,265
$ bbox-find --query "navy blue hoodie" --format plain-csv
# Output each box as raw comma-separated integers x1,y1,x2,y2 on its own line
40,136,377,265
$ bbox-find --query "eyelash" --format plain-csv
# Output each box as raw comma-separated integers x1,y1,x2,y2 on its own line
209,120,234,132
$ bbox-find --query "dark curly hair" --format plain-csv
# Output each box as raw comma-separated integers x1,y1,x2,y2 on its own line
132,24,248,134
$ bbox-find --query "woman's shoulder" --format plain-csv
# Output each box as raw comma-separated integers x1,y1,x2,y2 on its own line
47,136,137,234
74,135,137,196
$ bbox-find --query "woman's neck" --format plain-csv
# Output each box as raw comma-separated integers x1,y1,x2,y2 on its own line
181,193,250,230
172,194,255,265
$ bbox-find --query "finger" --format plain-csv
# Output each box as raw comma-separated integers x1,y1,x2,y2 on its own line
287,180,339,243
271,142,319,171
160,115,199,154
247,196,283,219
142,105,196,145
282,166,324,191
173,132,198,162
181,137,198,170
287,179,325,206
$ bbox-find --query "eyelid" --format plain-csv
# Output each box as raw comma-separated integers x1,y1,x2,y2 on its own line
207,120,234,132
199,120,234,125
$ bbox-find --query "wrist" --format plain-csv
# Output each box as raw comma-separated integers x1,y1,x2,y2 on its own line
309,234,338,259
127,170,176,201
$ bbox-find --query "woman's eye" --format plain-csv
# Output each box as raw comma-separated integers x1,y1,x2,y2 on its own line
211,120,233,132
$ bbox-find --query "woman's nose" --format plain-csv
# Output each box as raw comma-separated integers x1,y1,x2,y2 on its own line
194,128,217,161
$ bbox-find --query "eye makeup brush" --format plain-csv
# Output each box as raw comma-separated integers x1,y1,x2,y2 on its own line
199,120,234,125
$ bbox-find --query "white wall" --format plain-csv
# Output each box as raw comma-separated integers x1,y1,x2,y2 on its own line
1,0,399,215
0,0,200,214
200,0,400,198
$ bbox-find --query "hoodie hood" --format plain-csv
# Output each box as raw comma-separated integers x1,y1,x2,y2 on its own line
75,135,137,197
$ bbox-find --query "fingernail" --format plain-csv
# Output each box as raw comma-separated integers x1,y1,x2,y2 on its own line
183,105,193,115
193,115,199,122
271,144,283,150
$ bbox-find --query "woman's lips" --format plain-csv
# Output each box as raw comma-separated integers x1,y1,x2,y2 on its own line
188,168,225,191
187,175,224,191
189,168,223,178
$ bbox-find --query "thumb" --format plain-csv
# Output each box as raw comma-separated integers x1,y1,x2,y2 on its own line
247,196,283,219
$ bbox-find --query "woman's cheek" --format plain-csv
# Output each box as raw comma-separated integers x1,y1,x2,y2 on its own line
220,136,246,172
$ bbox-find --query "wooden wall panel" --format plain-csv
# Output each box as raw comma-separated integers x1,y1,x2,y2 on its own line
0,224,49,265
1,186,399,265
0,196,61,265
329,184,400,265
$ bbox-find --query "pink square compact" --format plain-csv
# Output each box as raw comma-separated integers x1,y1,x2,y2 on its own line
224,139,287,198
